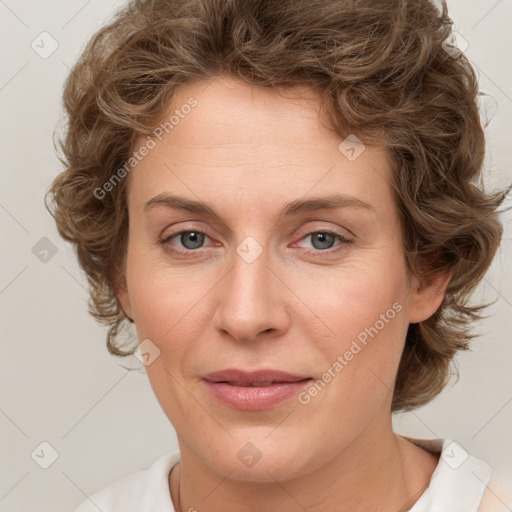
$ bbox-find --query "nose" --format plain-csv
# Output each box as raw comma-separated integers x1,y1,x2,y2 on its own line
212,239,290,344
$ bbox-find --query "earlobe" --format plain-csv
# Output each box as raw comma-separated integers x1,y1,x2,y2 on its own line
408,269,452,324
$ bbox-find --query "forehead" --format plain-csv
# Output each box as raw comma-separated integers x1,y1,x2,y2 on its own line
126,76,397,221
151,78,336,161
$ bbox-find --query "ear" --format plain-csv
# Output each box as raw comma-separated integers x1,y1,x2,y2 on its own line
116,270,134,322
407,268,452,324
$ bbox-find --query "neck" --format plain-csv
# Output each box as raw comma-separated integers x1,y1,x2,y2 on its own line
169,411,437,512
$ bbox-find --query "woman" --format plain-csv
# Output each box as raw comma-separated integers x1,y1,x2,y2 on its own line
46,0,510,510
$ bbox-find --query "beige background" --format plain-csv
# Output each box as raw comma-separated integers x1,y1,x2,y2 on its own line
0,0,511,510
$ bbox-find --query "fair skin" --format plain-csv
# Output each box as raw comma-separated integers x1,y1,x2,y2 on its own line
117,76,450,512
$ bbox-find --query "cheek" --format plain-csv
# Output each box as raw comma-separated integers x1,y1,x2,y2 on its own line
290,256,410,409
292,256,409,350
129,281,205,357
124,258,209,416
125,245,196,349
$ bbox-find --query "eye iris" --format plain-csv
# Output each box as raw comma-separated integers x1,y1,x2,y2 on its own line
311,232,336,250
181,231,204,250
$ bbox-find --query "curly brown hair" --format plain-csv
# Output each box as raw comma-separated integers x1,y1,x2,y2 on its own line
45,0,511,412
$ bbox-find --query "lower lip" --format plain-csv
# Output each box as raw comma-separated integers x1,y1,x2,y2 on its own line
203,379,312,410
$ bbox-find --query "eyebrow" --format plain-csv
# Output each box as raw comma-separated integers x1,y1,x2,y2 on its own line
143,193,376,221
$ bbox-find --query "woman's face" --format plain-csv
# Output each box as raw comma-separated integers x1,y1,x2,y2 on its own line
118,76,446,481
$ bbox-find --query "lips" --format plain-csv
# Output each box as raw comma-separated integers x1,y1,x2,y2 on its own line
202,369,313,410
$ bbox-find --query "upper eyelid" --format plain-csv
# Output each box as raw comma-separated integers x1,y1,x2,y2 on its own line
151,207,359,237
161,224,351,238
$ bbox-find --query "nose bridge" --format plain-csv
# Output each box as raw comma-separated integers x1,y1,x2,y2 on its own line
214,235,287,341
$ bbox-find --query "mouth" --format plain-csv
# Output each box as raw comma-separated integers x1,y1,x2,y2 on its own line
217,380,305,387
202,368,312,384
202,369,313,410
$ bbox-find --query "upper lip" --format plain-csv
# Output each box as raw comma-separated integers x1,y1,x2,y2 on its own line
202,369,312,384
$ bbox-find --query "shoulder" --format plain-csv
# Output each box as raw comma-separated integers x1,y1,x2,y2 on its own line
402,437,497,512
72,451,180,512
478,472,512,512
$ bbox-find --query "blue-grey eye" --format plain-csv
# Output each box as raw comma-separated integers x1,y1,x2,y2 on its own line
179,231,205,250
308,232,337,250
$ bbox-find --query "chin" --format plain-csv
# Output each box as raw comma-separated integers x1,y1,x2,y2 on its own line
197,436,319,483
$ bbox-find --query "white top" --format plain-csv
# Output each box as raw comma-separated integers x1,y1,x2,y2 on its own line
73,437,494,512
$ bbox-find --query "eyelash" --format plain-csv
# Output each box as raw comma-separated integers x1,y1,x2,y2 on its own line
159,228,352,257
